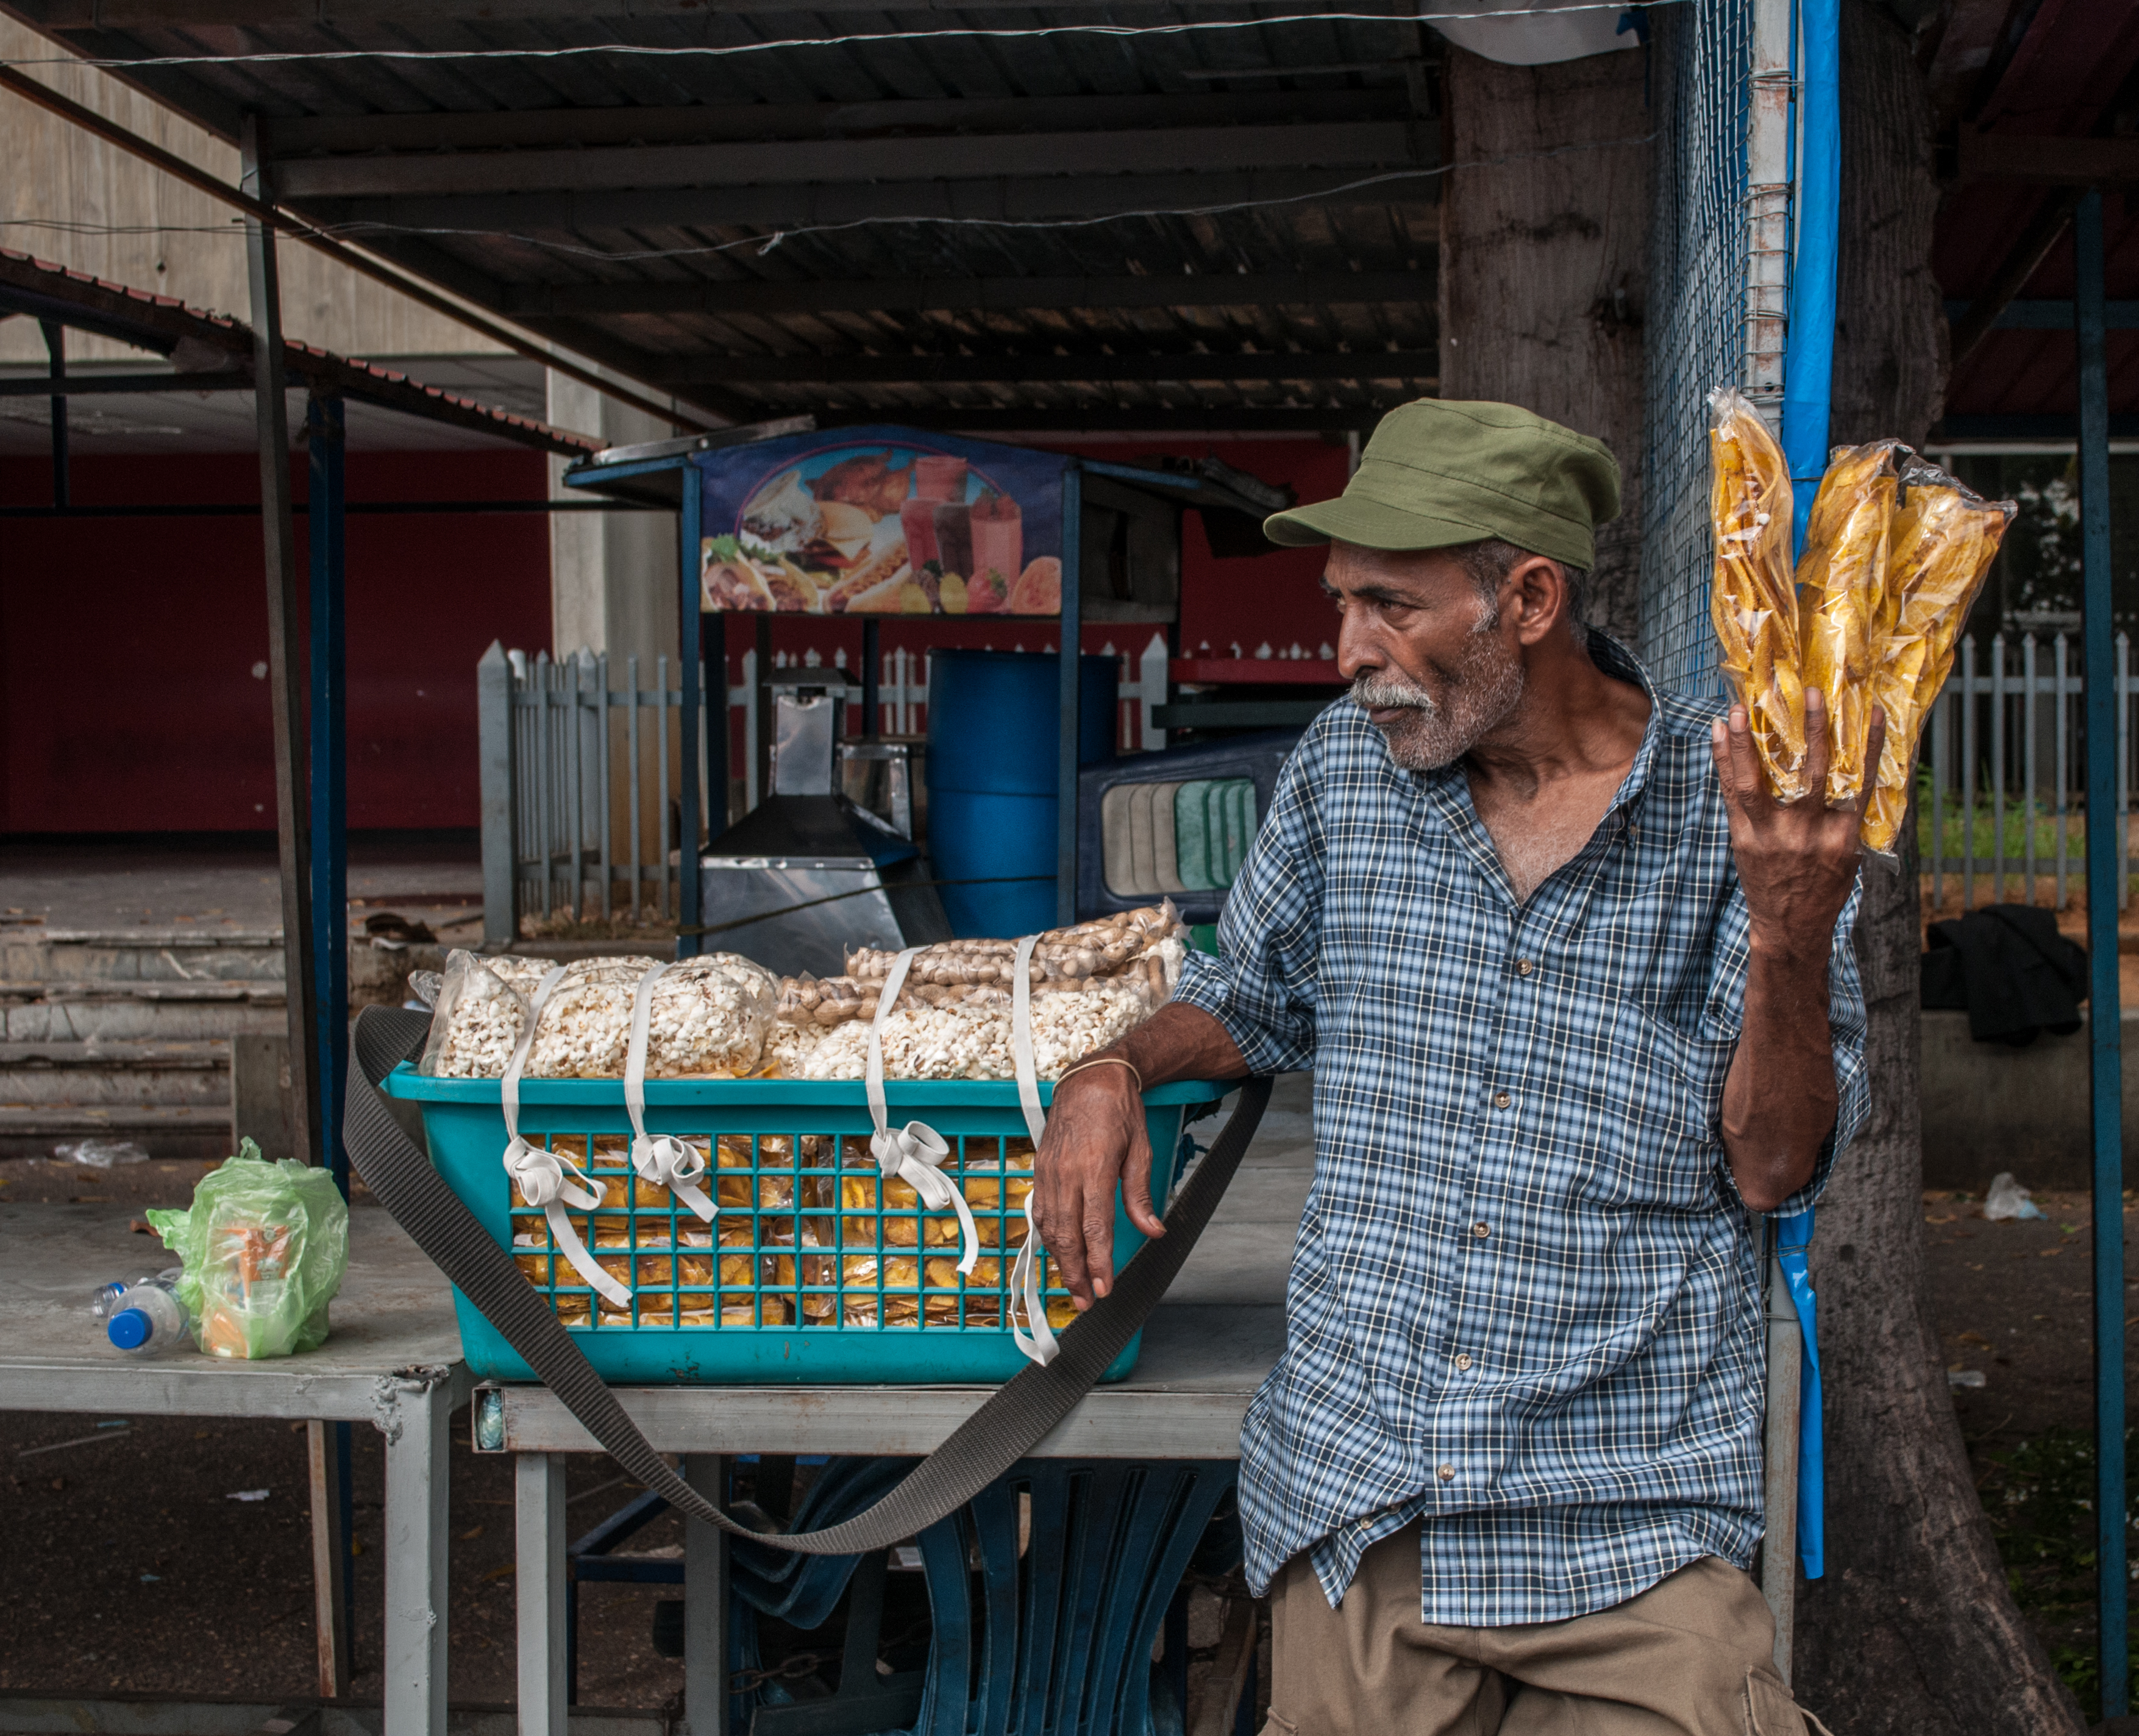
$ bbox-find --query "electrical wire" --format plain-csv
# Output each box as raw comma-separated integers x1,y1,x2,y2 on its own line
1,1,1674,71
0,132,1653,263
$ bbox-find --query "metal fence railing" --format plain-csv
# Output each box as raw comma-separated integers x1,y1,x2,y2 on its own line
476,634,1172,941
1921,631,2133,913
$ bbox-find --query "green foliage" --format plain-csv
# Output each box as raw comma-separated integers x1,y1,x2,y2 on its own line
1979,1426,2139,1716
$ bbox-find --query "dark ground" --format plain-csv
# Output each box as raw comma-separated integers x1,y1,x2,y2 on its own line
0,1164,2117,1716
1927,1184,2139,1709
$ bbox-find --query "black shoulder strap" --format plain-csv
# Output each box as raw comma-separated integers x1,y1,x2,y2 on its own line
346,1005,1269,1554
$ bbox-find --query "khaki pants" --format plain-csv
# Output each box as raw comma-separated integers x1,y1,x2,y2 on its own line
1262,1524,1824,1736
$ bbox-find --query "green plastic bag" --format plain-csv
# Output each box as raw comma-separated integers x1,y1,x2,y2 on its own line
146,1139,350,1359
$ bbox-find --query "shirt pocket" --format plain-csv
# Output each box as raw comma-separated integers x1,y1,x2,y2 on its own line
1565,997,1737,1211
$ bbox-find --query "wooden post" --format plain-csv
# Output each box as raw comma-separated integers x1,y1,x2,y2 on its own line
308,1420,352,1698
239,113,322,1169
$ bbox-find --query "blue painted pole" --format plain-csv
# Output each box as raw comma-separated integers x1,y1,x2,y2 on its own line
305,391,348,1197
304,390,355,1676
1057,464,1083,927
678,464,705,958
2076,185,2128,1719
1779,0,1839,549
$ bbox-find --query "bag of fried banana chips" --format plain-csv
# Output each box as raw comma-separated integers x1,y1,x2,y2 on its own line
1709,390,2013,859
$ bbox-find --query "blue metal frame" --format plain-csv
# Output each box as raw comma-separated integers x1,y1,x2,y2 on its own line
679,474,705,957
1058,464,1084,927
306,392,349,1195
304,390,357,1663
2076,185,2128,1717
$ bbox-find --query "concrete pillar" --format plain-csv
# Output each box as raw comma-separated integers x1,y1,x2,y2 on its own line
546,369,682,665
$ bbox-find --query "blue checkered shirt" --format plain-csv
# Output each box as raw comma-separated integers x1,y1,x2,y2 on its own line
1172,635,1867,1626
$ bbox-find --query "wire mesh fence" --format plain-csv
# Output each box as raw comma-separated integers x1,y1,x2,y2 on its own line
1639,0,1785,697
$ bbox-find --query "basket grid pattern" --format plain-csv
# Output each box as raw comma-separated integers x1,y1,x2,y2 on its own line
507,1129,1080,1332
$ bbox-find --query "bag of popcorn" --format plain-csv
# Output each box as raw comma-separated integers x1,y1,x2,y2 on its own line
420,951,558,1078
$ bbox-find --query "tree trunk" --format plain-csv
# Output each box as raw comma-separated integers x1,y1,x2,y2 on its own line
1439,42,1650,642
1790,7,2085,1732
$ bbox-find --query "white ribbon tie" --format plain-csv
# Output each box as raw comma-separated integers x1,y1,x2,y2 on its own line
624,962,716,1224
866,948,980,1277
501,966,632,1311
1008,932,1059,1366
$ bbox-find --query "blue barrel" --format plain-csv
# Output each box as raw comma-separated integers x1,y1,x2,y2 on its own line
927,651,1116,936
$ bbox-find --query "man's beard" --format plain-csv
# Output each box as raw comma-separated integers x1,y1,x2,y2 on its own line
1351,619,1526,771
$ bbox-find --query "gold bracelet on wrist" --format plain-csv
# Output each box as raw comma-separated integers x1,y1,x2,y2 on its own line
1053,1056,1144,1094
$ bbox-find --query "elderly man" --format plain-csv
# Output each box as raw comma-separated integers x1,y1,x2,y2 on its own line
1034,400,1867,1735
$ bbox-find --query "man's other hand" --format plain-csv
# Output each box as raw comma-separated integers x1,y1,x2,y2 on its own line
1711,689,1883,955
1032,1062,1163,1311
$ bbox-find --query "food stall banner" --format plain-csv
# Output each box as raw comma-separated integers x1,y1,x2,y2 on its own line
697,425,1072,616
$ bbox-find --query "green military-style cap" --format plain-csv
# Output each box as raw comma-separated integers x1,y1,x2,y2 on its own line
1264,399,1621,571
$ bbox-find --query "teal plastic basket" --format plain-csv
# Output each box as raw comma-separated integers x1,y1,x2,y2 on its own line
384,1065,1226,1385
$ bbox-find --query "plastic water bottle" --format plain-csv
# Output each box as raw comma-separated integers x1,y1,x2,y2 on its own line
105,1275,191,1356
90,1268,182,1320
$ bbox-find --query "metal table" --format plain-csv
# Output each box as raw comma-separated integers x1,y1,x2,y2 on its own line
0,1203,471,1736
494,1081,1318,1736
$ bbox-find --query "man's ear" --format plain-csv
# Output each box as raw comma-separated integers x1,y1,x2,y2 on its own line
1506,556,1570,646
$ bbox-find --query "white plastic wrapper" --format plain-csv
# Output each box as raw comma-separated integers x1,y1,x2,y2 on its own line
797,973,1161,1082
845,904,1187,996
522,953,781,1079
420,951,558,1078
519,956,663,1079
423,950,778,1078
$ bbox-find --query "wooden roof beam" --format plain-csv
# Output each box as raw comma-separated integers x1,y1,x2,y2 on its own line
274,121,1423,200
23,0,1386,24
503,270,1436,318
303,164,1442,237
655,350,1441,385
262,90,1414,157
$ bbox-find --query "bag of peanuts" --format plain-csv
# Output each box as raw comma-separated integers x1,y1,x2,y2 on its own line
765,904,1190,1083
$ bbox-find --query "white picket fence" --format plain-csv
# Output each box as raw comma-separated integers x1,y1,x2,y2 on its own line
1922,630,2134,912
480,633,1172,930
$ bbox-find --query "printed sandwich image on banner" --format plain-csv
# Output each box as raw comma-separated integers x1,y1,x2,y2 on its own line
697,426,1072,616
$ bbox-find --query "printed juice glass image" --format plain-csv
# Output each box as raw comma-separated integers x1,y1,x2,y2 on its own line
933,500,975,581
970,493,1022,589
913,455,970,502
899,496,940,571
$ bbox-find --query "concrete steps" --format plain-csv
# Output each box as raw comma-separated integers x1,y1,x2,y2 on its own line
0,983,287,1043
0,928,284,985
0,929,283,1159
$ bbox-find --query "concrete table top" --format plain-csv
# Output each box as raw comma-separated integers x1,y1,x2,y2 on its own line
0,1201,468,1419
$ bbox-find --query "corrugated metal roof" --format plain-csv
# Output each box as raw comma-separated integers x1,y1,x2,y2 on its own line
1933,0,2139,427
1,0,1444,430
0,244,603,454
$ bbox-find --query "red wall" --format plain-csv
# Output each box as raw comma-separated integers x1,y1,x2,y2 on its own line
0,449,550,833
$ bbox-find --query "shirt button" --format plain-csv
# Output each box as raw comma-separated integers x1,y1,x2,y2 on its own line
1454,1353,1473,1371
1437,1464,1456,1482
1472,1222,1491,1239
1515,959,1534,977
1492,1090,1512,1109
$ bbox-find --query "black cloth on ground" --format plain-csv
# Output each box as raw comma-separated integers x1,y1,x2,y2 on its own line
1920,902,2088,1046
